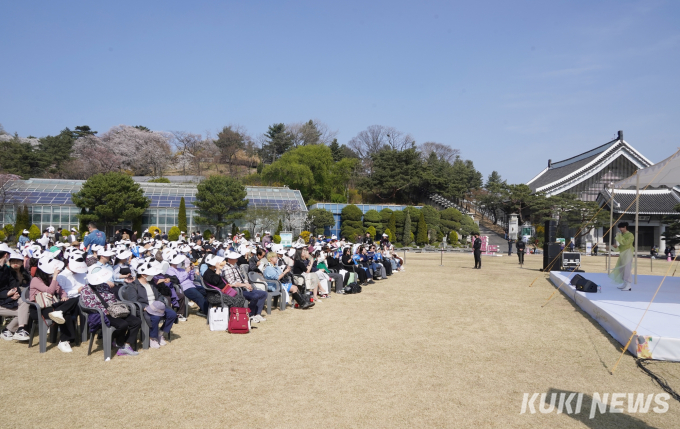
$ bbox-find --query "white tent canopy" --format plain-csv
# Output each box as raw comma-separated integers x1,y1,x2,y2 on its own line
614,149,680,189
608,148,680,284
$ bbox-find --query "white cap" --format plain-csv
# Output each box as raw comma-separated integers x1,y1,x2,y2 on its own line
22,229,29,234
169,254,185,265
38,257,64,273
87,265,112,285
7,250,23,260
204,254,224,266
287,248,296,257
225,251,241,260
71,227,77,232
68,255,88,274
137,262,161,277
116,250,132,260
98,249,116,258
0,243,12,253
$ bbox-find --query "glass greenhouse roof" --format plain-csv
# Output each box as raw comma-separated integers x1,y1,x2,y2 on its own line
3,179,307,211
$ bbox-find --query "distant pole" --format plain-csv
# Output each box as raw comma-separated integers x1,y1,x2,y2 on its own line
608,187,615,274
635,174,639,284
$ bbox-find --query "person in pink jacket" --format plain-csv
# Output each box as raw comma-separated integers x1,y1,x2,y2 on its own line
29,257,80,353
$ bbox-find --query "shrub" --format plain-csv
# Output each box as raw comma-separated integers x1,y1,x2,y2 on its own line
148,226,161,237
449,230,459,245
28,224,41,240
366,226,376,238
273,234,281,244
203,229,212,239
416,213,428,246
331,193,346,203
0,231,5,241
300,231,311,243
243,230,251,240
168,226,180,241
148,177,171,183
384,228,395,243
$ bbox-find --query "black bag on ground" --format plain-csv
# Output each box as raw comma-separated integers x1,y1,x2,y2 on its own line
344,282,362,294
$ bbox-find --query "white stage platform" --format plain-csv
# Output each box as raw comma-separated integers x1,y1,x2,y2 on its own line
550,271,680,361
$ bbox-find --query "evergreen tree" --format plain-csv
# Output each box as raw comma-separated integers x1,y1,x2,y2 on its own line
387,212,396,240
402,212,412,245
193,175,248,238
71,172,150,232
178,197,187,233
416,213,428,245
384,228,395,243
275,219,283,235
329,138,343,162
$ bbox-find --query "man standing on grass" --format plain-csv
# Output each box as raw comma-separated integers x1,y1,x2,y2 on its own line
516,238,525,265
473,233,482,269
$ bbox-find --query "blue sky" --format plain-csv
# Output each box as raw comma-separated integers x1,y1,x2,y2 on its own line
1,0,679,184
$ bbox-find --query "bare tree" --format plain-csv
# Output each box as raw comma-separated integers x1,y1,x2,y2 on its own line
420,142,460,163
0,123,7,135
171,131,203,176
348,125,390,159
286,119,338,148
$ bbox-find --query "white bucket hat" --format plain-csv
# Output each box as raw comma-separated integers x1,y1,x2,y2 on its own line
98,249,116,258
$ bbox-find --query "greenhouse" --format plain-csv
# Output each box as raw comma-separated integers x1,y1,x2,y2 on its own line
1,178,307,235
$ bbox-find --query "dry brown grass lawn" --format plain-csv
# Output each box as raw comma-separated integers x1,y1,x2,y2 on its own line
1,252,679,428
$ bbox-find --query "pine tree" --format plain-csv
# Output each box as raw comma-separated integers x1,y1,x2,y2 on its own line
329,139,343,162
178,197,187,233
387,213,396,240
275,219,283,235
402,212,412,245
416,213,428,245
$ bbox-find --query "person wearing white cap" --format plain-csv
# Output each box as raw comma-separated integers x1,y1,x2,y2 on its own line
221,251,268,323
66,228,78,244
80,265,141,356
18,229,30,248
56,254,89,299
122,262,177,348
166,253,208,317
29,257,80,353
93,248,116,283
112,249,134,286
0,249,32,341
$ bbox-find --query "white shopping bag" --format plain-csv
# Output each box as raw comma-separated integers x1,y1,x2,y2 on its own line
209,307,229,331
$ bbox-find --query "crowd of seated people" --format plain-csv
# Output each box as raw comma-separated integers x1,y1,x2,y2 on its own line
0,224,404,356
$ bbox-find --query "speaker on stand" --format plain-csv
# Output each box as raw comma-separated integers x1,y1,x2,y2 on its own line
542,219,562,271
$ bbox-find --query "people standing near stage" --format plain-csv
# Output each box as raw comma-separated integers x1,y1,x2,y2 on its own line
473,234,482,269
609,222,635,291
516,239,525,265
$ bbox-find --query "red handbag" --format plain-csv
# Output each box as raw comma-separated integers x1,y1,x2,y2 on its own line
228,307,250,334
220,279,238,297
